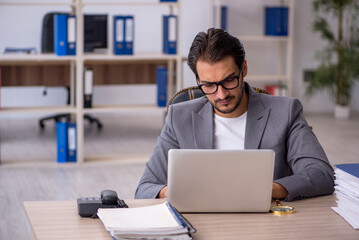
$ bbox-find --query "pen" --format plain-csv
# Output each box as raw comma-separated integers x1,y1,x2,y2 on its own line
171,206,197,233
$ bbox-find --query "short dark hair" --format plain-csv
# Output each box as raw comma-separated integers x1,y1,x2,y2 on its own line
187,28,246,78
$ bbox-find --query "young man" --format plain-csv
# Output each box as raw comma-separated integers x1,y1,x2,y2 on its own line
135,28,334,201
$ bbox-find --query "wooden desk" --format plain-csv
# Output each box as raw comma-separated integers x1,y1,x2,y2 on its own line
23,195,358,240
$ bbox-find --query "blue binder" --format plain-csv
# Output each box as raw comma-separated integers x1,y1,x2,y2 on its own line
265,7,288,36
114,16,125,54
66,15,76,55
221,6,227,30
114,16,134,55
160,0,177,2
163,15,177,54
124,16,134,55
67,122,77,162
156,66,167,107
336,164,359,178
54,14,68,56
54,14,76,55
56,121,68,163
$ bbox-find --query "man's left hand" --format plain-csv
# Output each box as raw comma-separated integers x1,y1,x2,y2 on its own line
272,182,288,199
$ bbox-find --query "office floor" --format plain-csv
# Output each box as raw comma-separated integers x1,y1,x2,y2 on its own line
0,111,165,163
0,112,358,240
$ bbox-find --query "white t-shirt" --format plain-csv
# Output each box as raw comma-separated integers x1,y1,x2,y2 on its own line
214,112,247,150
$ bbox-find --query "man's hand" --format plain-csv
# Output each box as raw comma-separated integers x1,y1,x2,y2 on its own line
158,186,168,198
272,182,288,199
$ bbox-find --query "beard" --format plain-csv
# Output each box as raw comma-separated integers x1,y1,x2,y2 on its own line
209,83,244,115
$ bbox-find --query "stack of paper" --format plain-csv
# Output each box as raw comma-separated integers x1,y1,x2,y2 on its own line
331,164,359,229
97,202,192,239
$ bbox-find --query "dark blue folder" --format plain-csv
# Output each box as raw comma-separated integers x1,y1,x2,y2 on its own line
54,14,76,55
54,14,68,56
114,16,126,55
124,16,134,55
221,6,227,30
56,121,68,163
114,15,134,55
264,7,288,36
163,15,177,54
156,66,167,107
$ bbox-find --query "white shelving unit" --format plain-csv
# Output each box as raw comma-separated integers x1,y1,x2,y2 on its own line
210,0,294,96
0,0,183,164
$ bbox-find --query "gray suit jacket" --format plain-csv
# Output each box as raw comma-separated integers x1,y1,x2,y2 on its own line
135,83,334,201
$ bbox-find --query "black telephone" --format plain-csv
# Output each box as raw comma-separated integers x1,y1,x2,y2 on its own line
77,190,128,218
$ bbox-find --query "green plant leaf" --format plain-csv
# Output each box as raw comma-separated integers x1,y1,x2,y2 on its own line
312,17,335,42
309,0,359,105
305,64,336,99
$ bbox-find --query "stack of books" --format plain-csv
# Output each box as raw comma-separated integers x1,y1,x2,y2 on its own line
331,164,359,229
97,202,194,239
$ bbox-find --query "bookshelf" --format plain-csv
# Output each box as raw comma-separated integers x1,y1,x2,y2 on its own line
210,0,294,96
0,0,184,164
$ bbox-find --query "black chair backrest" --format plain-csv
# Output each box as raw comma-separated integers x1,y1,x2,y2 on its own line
168,86,204,106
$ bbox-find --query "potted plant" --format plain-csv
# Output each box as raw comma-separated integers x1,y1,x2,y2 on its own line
306,0,359,119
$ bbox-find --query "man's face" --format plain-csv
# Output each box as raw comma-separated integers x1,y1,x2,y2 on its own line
196,56,247,118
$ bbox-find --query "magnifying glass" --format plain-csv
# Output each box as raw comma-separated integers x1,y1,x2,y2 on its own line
271,200,295,215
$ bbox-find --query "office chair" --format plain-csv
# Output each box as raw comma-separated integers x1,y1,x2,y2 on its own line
39,87,103,129
167,85,270,111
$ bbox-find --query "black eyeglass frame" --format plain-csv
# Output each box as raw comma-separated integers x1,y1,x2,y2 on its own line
196,64,244,95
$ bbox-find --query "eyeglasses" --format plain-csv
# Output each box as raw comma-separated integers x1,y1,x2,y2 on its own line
197,67,243,95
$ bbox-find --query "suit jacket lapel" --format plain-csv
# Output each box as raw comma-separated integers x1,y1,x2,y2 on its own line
245,84,271,149
192,100,214,149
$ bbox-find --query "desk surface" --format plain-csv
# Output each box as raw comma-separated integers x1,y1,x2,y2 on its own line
23,195,358,240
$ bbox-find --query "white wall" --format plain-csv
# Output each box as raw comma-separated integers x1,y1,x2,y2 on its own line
1,0,358,113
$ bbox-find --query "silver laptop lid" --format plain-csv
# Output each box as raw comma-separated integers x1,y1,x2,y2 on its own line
167,149,275,212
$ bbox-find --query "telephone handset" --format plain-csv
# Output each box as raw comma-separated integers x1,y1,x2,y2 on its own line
77,190,128,218
100,189,119,205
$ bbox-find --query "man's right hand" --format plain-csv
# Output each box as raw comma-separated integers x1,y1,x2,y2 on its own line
158,186,168,198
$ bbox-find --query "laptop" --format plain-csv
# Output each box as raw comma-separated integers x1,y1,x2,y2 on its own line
167,149,275,213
